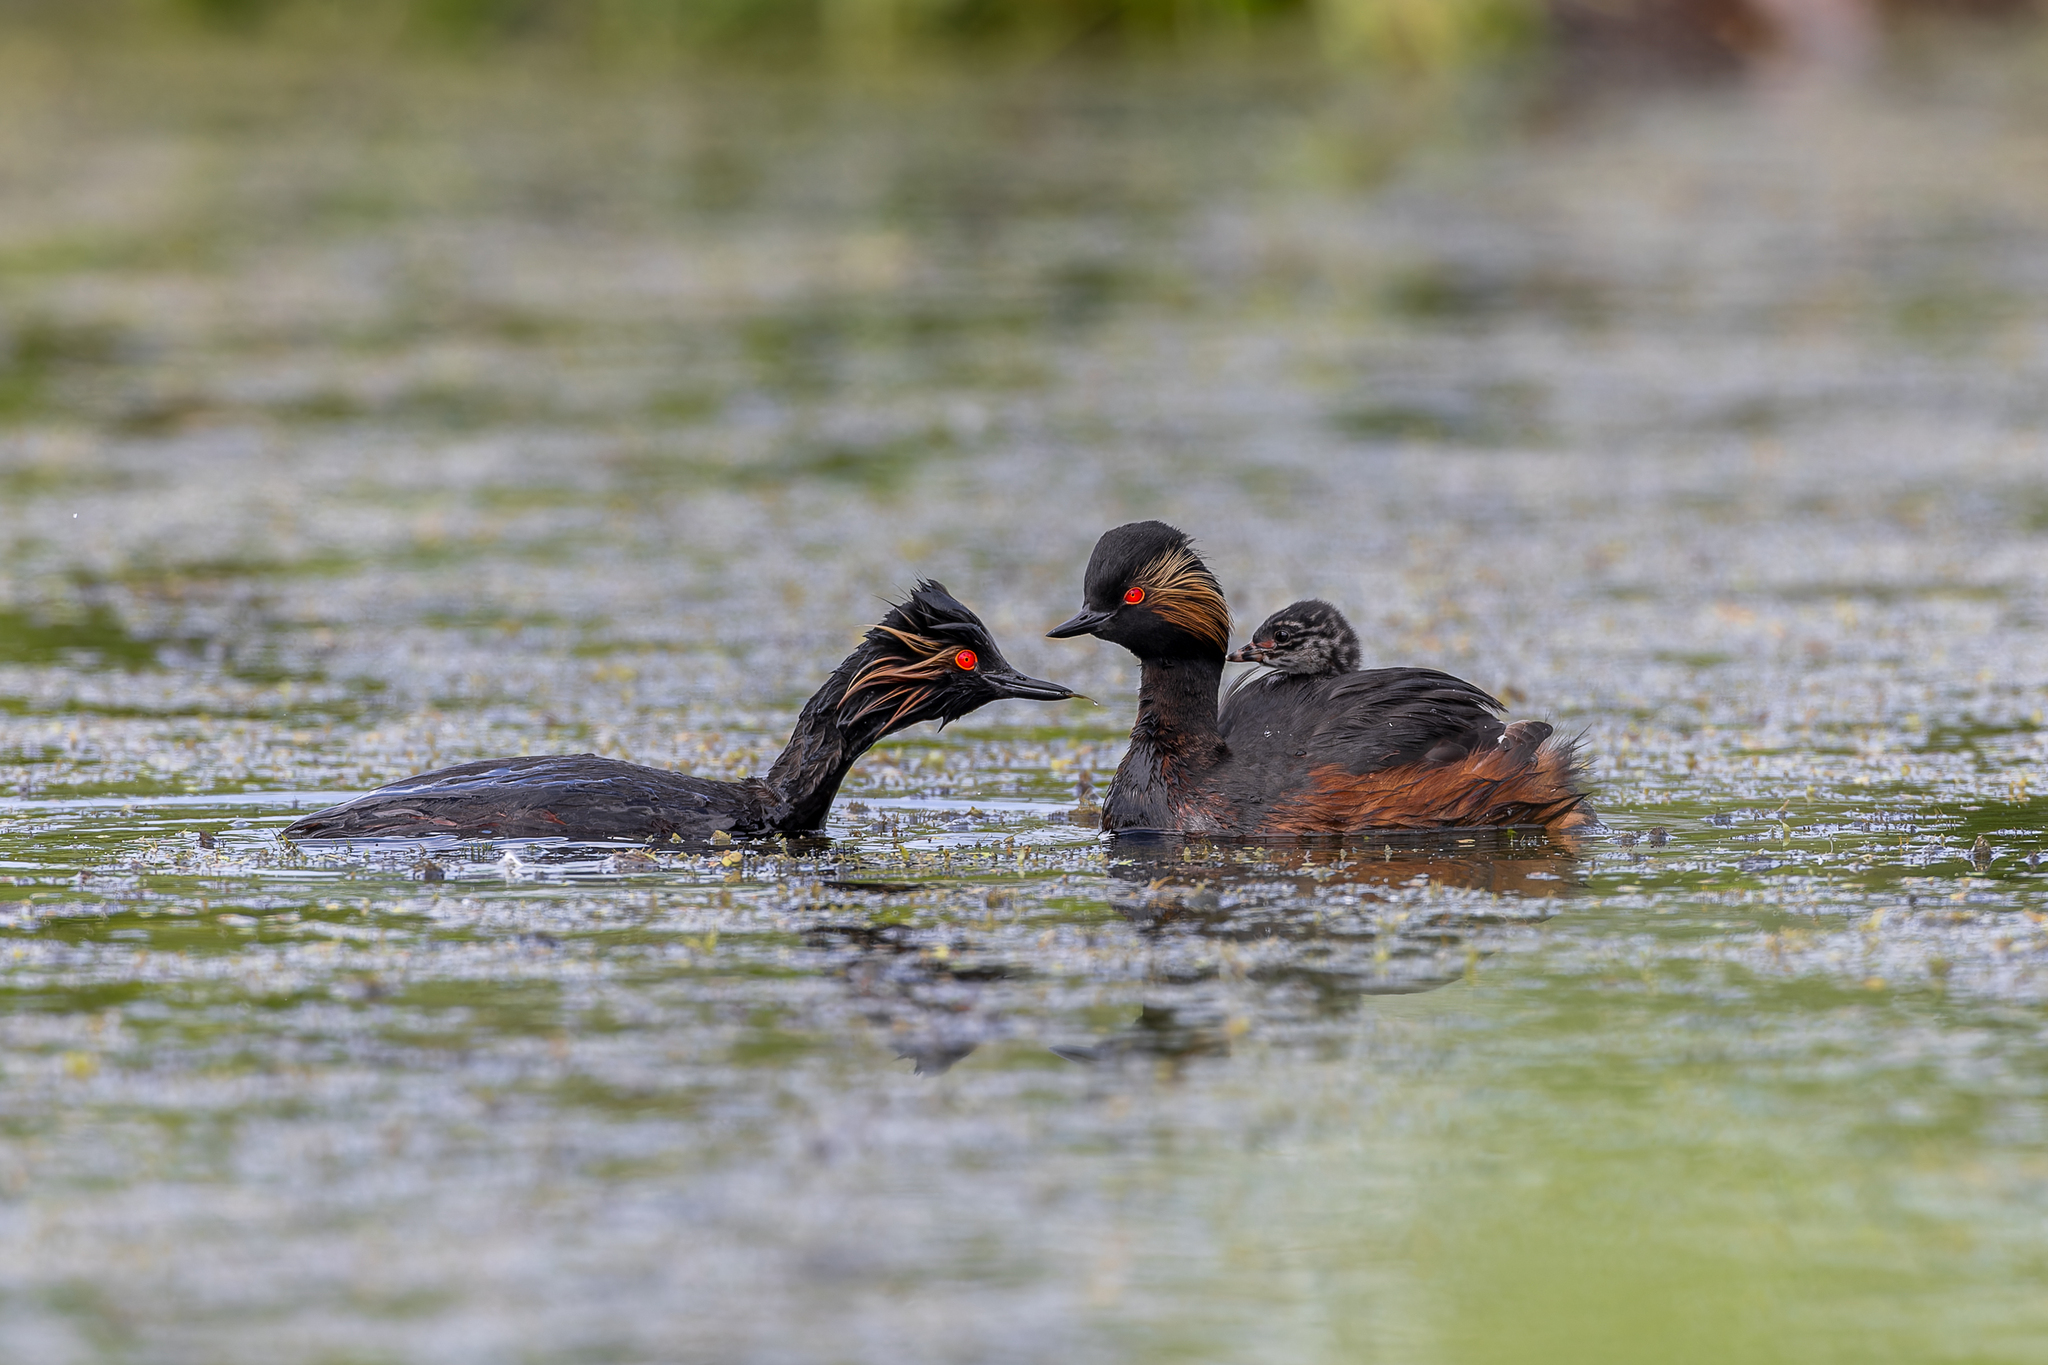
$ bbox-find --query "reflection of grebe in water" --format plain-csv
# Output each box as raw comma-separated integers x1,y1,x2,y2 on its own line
1077,829,1587,1043
862,831,1589,1075
1105,828,1586,928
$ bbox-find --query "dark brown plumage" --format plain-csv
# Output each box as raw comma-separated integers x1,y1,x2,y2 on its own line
1048,522,1591,836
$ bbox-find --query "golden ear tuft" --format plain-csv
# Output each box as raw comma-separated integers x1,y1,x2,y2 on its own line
843,626,955,727
1134,544,1231,652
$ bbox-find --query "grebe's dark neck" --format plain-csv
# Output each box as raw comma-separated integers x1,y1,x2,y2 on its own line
1136,654,1225,748
760,643,916,831
1103,651,1229,831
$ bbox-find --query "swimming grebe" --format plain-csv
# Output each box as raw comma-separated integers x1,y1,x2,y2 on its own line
1046,522,1591,835
285,582,1075,843
1226,599,1360,676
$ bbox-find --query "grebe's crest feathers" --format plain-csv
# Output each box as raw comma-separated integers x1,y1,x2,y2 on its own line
843,579,1071,729
877,580,985,640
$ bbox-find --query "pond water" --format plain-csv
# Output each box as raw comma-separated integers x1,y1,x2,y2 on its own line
4,37,2048,1363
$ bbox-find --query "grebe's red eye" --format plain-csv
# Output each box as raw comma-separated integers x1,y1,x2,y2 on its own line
1123,586,1145,605
954,649,978,671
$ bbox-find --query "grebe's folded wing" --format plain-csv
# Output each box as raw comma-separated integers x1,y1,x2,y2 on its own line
283,754,758,841
1310,668,1506,771
1221,668,1506,775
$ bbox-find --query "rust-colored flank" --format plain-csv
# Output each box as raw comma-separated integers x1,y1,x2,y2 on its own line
1267,739,1592,835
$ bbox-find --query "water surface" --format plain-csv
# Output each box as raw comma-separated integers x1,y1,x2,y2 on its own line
3,40,2048,1363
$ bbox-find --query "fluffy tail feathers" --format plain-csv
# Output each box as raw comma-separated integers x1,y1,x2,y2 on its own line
1272,730,1593,835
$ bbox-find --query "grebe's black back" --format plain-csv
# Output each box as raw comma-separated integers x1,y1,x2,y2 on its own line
284,582,1074,843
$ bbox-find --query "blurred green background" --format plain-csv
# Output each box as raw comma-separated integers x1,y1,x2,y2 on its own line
3,0,1544,67
13,0,2034,70
6,2,2048,1363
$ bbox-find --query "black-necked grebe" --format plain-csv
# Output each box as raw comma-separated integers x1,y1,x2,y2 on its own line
285,582,1074,843
1225,598,1360,676
1046,521,1590,836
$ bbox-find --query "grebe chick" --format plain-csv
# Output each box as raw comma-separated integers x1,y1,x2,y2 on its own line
285,582,1075,843
1226,599,1359,676
1048,521,1591,836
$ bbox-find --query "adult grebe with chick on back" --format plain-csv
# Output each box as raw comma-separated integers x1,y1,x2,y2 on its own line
1047,522,1592,836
